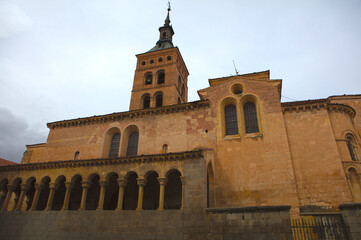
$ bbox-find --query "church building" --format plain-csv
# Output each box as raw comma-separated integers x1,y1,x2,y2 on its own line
0,6,360,240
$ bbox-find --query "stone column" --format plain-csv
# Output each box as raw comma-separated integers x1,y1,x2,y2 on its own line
15,184,29,211
150,96,155,108
115,179,127,210
45,183,57,211
1,185,15,212
136,178,146,210
30,184,44,211
180,176,185,209
79,182,89,211
157,177,167,210
61,182,73,211
97,180,107,210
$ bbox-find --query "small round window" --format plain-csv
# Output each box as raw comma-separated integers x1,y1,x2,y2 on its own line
150,59,154,64
158,57,163,62
231,84,243,95
141,61,146,66
167,56,172,61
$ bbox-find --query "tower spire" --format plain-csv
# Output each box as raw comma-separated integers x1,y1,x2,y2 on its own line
147,3,175,52
164,2,171,26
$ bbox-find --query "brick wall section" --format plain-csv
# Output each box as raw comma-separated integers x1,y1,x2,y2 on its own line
339,203,361,240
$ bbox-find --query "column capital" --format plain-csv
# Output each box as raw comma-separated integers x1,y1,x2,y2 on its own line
180,176,185,184
20,184,30,192
64,182,73,189
345,173,351,180
137,178,146,186
99,180,107,187
81,181,90,189
117,179,127,187
157,177,167,186
49,183,59,190
35,183,45,191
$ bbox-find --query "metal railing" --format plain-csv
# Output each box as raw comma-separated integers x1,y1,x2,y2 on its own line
292,214,349,240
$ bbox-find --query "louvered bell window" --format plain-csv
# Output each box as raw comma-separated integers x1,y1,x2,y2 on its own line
109,133,120,158
126,131,139,157
244,102,259,134
225,104,238,135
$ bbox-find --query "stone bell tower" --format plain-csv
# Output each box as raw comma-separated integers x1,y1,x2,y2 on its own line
129,5,189,111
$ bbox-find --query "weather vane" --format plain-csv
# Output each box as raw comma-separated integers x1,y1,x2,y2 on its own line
168,2,171,11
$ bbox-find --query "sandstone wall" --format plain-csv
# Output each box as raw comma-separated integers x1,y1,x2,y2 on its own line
200,76,299,210
283,107,352,208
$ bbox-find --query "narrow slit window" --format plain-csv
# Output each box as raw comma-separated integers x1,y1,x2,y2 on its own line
74,151,79,160
109,133,120,158
126,131,139,157
347,135,357,161
224,104,238,135
244,102,259,133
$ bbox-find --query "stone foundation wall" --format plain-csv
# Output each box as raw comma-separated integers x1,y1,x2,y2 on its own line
0,206,292,240
340,203,361,240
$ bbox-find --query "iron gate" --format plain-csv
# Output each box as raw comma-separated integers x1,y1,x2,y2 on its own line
292,214,349,240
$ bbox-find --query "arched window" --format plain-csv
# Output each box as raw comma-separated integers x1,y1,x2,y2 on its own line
178,98,181,104
157,72,165,84
109,133,120,158
126,131,139,156
244,102,259,133
155,93,163,107
181,85,185,99
143,95,150,109
178,76,181,87
74,151,79,160
162,144,168,154
145,73,152,85
346,135,357,161
224,104,238,135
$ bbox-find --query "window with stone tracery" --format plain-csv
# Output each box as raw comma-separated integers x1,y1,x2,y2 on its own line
244,102,259,134
126,131,139,156
109,133,120,158
224,104,238,135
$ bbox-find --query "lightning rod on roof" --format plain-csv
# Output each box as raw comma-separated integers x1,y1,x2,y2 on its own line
233,60,239,75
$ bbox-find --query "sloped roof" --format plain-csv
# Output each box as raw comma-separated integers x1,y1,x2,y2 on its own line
0,158,18,166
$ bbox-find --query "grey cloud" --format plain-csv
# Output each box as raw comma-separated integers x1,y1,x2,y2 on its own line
0,107,46,163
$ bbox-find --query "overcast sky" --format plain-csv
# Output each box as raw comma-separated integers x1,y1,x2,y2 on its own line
1,0,361,163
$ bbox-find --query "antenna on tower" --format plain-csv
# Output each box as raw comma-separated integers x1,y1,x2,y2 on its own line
233,60,239,75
